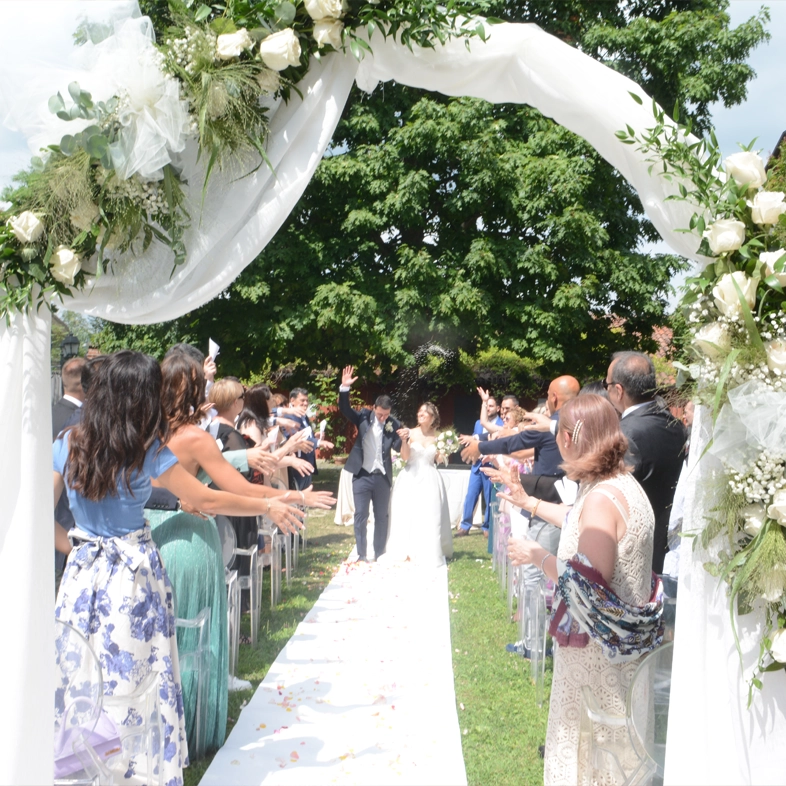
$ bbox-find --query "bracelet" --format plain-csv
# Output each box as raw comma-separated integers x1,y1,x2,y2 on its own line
266,499,271,515
299,491,305,505
540,553,551,573
530,499,541,519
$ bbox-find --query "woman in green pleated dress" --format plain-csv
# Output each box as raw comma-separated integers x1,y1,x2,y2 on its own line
149,350,333,755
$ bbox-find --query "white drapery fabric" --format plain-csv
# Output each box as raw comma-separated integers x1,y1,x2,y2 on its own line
0,3,770,783
664,407,786,785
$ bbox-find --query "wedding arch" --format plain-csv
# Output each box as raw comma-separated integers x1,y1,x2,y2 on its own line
1,2,781,783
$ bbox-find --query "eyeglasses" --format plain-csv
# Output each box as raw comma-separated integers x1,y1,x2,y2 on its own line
602,380,620,391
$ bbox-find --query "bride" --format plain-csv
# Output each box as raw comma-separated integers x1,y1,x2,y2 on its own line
381,402,453,568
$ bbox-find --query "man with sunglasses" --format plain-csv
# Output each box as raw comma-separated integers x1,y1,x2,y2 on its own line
604,352,685,574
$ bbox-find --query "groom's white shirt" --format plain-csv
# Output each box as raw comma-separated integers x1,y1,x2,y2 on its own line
339,385,386,474
362,416,385,474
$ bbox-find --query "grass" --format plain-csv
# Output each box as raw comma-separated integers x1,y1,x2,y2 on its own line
449,531,552,786
183,465,552,786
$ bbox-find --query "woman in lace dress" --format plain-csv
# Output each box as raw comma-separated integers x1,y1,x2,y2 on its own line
499,394,661,786
381,403,453,568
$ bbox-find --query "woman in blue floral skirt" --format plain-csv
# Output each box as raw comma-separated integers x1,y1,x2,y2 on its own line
53,351,304,785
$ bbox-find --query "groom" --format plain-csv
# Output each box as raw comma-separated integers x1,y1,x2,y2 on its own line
338,366,404,561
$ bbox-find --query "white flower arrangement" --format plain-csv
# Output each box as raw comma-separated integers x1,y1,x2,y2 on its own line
435,428,461,466
0,1,495,317
621,106,786,701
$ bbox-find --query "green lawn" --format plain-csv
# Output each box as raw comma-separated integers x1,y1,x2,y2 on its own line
184,465,551,786
449,530,552,786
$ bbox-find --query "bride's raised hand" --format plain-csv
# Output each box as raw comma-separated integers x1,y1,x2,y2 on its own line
396,427,410,442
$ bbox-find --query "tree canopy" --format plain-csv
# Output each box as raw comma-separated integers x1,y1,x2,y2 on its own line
103,0,769,386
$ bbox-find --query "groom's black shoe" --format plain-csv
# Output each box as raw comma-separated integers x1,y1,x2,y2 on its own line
455,527,470,537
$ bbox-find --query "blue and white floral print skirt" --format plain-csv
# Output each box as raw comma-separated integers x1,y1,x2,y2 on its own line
55,525,188,786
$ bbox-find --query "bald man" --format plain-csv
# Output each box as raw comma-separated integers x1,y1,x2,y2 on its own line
460,375,580,476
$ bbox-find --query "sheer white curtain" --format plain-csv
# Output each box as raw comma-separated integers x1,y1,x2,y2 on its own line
2,4,766,783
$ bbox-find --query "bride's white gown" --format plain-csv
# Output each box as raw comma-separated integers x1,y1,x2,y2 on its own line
382,442,453,568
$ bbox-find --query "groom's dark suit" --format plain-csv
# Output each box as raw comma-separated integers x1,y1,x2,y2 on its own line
338,390,402,559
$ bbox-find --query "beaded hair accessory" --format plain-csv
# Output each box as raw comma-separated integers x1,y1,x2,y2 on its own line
571,419,584,444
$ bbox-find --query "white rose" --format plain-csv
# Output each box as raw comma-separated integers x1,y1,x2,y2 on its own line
704,219,746,255
771,628,786,663
8,211,44,244
70,202,100,232
760,249,786,286
216,28,253,60
748,191,786,225
304,0,343,20
256,68,281,95
313,19,344,49
259,29,301,71
766,339,786,373
50,246,82,286
713,271,757,318
741,503,767,537
767,488,786,526
692,321,731,359
725,151,767,190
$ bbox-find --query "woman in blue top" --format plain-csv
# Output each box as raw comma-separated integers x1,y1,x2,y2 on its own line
53,351,300,786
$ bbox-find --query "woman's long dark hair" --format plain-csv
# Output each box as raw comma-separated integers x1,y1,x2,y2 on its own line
66,351,169,500
161,352,205,433
236,383,271,438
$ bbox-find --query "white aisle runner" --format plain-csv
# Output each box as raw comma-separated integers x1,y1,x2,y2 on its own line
200,559,466,786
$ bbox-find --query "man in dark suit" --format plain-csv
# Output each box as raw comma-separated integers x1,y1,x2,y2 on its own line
338,366,403,562
52,356,86,439
605,351,686,574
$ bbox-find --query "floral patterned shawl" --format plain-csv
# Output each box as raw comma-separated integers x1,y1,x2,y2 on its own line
549,552,664,662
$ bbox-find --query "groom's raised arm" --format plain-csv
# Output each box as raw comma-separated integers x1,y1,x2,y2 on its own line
338,365,362,427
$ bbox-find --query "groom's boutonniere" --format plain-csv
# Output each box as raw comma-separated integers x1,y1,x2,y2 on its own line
384,421,393,434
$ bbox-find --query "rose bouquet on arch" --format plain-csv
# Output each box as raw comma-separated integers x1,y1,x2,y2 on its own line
618,102,786,700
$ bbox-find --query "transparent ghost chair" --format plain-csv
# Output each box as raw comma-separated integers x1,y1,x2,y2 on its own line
55,619,107,785
215,515,241,679
174,606,211,759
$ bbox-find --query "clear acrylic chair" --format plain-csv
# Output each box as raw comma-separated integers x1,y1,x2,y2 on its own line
215,514,242,679
627,642,674,783
489,502,499,571
519,578,549,707
216,513,261,644
175,606,211,760
54,619,106,785
577,642,674,786
101,670,164,786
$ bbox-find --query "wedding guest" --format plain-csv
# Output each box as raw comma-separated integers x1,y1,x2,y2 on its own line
498,393,662,785
457,388,503,537
278,387,334,491
54,351,311,785
52,356,86,439
604,352,686,573
149,354,323,752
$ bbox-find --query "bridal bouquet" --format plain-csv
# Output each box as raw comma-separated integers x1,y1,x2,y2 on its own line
391,451,405,477
619,100,786,700
435,429,460,466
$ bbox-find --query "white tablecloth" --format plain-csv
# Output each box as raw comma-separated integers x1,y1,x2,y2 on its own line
334,467,481,528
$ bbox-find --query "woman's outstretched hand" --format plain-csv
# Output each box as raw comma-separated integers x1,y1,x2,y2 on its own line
267,500,306,534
